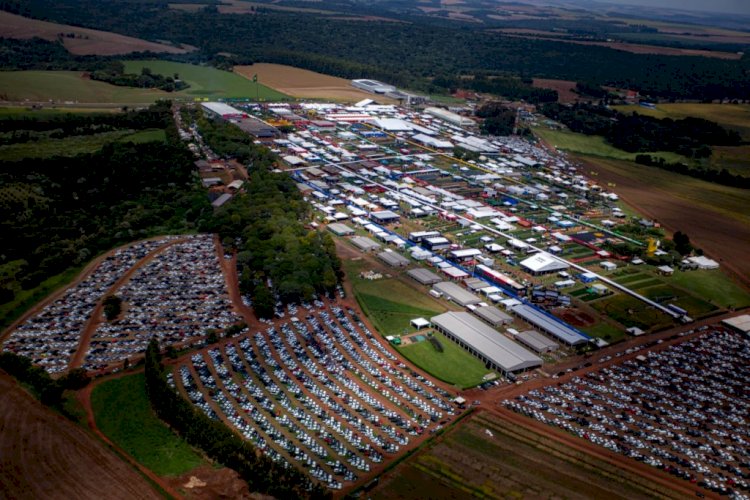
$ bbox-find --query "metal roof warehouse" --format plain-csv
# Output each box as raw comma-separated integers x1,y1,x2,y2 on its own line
432,282,481,306
473,306,513,327
378,250,410,267
431,312,542,374
407,268,442,285
510,304,589,346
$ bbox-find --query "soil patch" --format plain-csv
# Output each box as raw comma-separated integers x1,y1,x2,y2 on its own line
532,78,579,103
235,63,397,103
0,11,192,55
0,373,161,499
555,307,596,327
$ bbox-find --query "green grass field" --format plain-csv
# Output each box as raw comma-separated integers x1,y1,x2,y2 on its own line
123,60,288,100
613,103,750,140
0,106,119,117
591,293,675,331
396,331,494,389
91,373,205,477
581,322,624,343
534,126,691,165
0,71,174,103
357,292,442,336
669,270,750,310
0,62,288,104
0,128,164,160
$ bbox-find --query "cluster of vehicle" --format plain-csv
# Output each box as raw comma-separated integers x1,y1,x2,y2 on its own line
505,328,750,498
84,235,238,371
171,302,455,489
4,237,175,373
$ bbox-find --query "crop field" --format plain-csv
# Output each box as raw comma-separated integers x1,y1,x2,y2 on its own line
534,126,691,165
0,374,162,499
123,60,288,101
0,11,191,56
396,331,494,389
235,63,389,102
579,155,750,288
369,411,669,499
92,372,206,476
172,303,458,491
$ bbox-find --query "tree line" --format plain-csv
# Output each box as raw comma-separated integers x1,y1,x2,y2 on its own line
90,61,189,92
540,102,741,158
13,0,750,101
0,101,213,304
194,113,343,316
144,339,330,499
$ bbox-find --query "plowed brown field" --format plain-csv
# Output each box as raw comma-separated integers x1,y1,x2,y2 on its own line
0,11,192,55
0,373,160,499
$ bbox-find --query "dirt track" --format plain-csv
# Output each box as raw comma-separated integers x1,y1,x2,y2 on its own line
0,373,161,499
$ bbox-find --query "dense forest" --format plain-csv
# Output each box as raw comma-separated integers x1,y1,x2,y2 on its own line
10,0,750,101
90,61,189,92
194,114,342,316
0,102,212,305
540,103,742,158
475,101,516,136
144,339,330,499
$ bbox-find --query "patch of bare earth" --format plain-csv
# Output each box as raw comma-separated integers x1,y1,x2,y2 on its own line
0,11,191,55
532,78,579,103
235,63,397,103
0,373,161,499
166,465,258,500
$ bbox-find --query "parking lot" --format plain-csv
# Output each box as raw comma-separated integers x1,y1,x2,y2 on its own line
3,237,180,373
170,300,458,490
504,326,750,497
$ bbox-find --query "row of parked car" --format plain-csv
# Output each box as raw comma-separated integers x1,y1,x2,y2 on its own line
4,237,178,373
505,327,750,498
171,302,456,489
84,235,239,371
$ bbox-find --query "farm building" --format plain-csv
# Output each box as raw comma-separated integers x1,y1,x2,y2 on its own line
432,282,481,307
350,236,381,253
510,304,589,347
686,256,720,270
407,268,442,285
424,107,474,127
515,330,559,353
423,237,451,251
464,277,489,291
370,210,400,224
211,193,232,209
473,306,513,327
351,79,396,94
378,250,410,268
440,266,469,280
520,253,569,275
327,223,355,236
236,117,280,138
430,312,542,374
201,102,246,120
723,315,750,334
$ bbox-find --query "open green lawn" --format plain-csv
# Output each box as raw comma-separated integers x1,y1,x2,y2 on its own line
534,126,691,165
123,60,288,100
0,106,119,117
92,373,205,476
357,292,442,336
397,331,494,389
0,128,165,160
0,63,288,104
0,71,175,103
639,284,717,317
591,293,675,331
669,270,750,310
581,322,625,343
